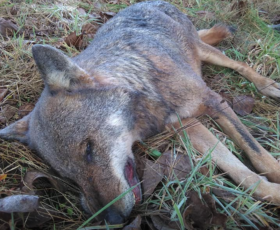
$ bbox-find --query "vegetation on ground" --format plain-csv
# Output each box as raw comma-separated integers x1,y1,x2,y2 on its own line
0,0,280,229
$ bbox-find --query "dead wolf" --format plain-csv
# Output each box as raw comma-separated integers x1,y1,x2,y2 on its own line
1,0,280,224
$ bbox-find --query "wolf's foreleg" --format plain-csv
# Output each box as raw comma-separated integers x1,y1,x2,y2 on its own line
172,118,280,204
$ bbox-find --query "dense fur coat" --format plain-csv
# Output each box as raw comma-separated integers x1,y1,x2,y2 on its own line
1,1,280,224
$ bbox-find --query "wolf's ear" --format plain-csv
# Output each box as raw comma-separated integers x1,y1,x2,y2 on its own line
0,114,31,144
32,45,92,90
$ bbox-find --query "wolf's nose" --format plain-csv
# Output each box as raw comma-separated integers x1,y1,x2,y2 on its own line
105,208,124,224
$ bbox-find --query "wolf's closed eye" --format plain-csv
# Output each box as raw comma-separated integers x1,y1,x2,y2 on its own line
85,141,93,163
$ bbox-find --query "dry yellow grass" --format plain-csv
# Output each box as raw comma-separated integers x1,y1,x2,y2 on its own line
0,0,280,229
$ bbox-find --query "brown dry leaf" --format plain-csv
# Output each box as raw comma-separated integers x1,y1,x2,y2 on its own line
82,23,99,43
5,171,62,228
109,0,120,4
21,207,55,228
151,215,179,230
196,11,216,21
64,32,83,50
0,18,18,37
0,104,17,124
90,12,102,21
230,0,248,17
18,104,34,118
77,8,87,16
142,159,164,197
199,165,209,176
100,11,116,22
0,88,8,102
0,212,10,230
10,6,19,15
0,174,7,181
233,95,255,116
143,152,192,196
93,1,103,11
22,170,66,194
157,152,192,180
123,215,142,230
183,191,227,229
82,23,99,35
212,188,236,203
0,195,39,213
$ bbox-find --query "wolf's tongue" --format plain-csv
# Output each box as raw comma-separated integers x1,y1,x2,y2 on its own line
125,159,142,204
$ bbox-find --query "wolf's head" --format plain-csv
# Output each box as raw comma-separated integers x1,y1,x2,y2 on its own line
0,45,142,224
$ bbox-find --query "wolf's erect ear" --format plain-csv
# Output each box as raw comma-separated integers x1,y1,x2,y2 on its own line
32,45,91,90
0,114,31,144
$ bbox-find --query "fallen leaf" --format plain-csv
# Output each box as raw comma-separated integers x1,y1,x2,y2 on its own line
183,191,227,229
90,12,102,21
196,11,216,21
0,174,7,181
22,170,66,194
151,215,179,230
230,0,248,17
109,0,120,4
272,15,280,24
64,32,83,50
233,95,255,116
100,11,116,22
0,88,8,102
94,1,103,11
157,151,192,180
81,23,99,42
142,152,192,197
123,215,142,230
0,212,11,230
82,23,99,35
142,159,164,196
21,207,55,228
212,188,236,203
199,165,209,176
0,104,17,124
0,195,39,213
10,6,19,15
18,103,34,118
77,8,87,16
0,18,18,37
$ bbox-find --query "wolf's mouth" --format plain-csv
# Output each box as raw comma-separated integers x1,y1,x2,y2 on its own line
124,158,142,205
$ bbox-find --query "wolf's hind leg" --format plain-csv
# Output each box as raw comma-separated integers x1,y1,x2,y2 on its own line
198,24,234,46
203,91,280,184
197,41,280,98
171,118,280,204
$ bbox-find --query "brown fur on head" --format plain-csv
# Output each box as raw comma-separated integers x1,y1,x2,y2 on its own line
0,45,142,224
3,0,280,225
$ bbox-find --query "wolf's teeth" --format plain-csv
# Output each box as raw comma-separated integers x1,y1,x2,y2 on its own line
132,193,136,205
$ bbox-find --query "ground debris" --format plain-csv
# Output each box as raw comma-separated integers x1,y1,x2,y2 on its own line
233,95,255,116
0,18,18,37
183,191,227,229
142,151,192,197
123,215,142,230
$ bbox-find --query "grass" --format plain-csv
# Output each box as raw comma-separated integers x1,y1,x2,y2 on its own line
0,0,280,229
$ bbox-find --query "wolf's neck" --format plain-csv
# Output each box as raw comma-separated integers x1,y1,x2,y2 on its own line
132,93,170,140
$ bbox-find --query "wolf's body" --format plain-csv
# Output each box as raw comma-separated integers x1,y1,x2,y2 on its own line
1,1,280,224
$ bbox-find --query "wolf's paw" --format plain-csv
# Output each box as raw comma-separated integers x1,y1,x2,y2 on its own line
256,79,280,99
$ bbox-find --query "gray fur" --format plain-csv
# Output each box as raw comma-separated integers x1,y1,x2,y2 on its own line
0,1,251,224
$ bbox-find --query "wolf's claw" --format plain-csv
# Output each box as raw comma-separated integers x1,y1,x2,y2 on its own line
257,80,280,99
